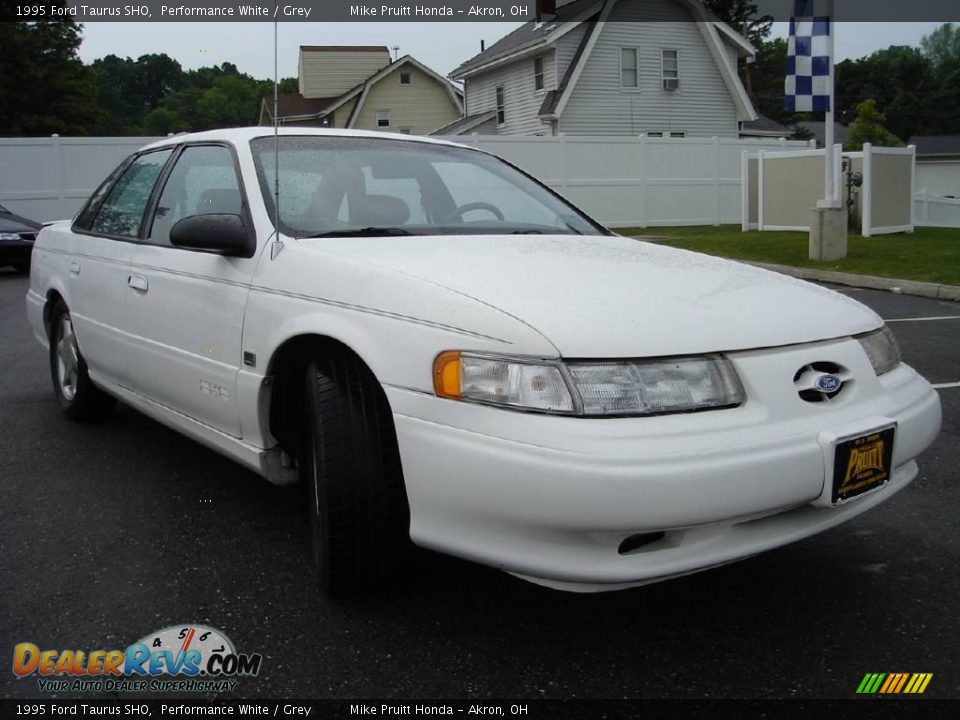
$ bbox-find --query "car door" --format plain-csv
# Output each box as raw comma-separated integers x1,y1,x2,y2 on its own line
63,148,174,387
122,143,258,438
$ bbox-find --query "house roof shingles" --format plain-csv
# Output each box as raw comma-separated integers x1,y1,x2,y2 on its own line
449,0,600,78
261,94,339,121
908,135,960,157
431,111,498,135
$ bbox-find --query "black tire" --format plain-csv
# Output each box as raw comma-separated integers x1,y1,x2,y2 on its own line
301,354,411,596
48,300,116,421
12,260,30,274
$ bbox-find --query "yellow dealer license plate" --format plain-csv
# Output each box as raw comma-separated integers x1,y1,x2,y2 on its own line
832,426,895,504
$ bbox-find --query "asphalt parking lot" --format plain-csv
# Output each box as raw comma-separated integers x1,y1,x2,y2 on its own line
1,268,957,701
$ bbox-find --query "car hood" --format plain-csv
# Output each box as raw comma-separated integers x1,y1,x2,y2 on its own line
0,212,41,234
307,234,882,357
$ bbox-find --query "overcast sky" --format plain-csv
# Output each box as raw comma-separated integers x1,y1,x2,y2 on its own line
76,21,948,81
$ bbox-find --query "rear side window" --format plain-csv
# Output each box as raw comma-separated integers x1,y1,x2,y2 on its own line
148,145,243,246
89,149,173,238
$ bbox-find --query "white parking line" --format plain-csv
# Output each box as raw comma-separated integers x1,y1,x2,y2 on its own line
932,381,960,390
885,316,960,323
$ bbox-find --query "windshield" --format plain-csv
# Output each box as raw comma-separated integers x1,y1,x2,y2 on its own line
250,135,606,238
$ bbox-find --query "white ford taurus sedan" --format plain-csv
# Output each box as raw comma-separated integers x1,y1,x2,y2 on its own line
26,128,941,594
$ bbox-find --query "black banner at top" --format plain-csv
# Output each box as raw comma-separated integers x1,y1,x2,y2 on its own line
1,0,959,22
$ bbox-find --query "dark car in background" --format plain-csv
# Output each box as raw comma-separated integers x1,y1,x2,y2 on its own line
0,204,41,273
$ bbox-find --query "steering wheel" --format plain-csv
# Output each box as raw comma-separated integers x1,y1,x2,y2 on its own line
440,202,505,223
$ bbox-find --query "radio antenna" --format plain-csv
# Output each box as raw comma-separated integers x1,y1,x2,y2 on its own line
270,11,284,259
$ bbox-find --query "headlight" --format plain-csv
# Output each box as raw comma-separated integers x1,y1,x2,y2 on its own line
433,352,574,413
566,355,744,416
857,325,901,375
432,352,744,416
0,232,23,241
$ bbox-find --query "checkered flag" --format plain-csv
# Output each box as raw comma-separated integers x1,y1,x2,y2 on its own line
784,0,832,113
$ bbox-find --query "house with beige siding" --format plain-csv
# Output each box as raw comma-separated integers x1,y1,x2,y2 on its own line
436,0,756,138
259,46,463,136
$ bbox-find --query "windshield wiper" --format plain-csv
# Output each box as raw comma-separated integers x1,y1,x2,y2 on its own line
304,227,419,238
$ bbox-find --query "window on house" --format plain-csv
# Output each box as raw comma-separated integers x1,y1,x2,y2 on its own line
376,110,390,128
534,57,544,91
662,49,679,91
620,48,639,89
495,86,505,126
646,131,663,137
669,131,686,138
400,71,411,85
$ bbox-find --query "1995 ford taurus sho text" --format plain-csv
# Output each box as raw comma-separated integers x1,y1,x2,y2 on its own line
26,128,942,594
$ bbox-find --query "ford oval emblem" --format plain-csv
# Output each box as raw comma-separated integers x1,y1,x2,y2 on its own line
815,374,842,393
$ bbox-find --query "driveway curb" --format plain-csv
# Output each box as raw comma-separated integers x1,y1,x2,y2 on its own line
745,262,960,301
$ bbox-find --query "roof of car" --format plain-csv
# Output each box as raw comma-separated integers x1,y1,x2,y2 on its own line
140,126,470,152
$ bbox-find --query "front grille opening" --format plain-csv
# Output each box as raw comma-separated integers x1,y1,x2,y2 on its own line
792,361,842,383
618,531,666,555
794,361,850,404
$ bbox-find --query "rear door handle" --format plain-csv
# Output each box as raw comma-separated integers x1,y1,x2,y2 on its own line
69,261,80,275
128,274,149,293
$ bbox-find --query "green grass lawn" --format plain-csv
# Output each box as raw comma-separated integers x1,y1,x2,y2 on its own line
614,225,960,287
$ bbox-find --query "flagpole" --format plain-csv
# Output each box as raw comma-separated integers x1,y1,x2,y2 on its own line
823,0,835,206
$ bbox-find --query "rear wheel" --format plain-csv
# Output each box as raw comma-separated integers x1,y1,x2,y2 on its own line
49,300,116,421
301,354,410,596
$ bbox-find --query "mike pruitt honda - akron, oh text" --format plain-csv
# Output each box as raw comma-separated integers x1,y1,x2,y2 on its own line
349,5,523,17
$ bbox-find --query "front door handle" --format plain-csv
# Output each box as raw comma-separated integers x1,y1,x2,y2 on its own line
128,274,149,293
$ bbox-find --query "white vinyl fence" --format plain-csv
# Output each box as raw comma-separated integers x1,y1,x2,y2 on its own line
2,133,811,228
914,188,960,228
448,134,812,228
0,135,162,222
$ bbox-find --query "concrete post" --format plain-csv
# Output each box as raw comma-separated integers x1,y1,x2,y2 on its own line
809,205,848,261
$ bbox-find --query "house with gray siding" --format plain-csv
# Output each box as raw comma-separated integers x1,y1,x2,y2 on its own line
435,0,757,138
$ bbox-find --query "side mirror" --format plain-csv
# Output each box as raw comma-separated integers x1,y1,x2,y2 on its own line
169,213,253,257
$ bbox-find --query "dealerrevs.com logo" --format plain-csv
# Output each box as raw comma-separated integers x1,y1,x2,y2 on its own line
13,624,262,693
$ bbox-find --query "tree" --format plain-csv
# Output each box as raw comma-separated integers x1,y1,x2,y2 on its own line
749,37,788,122
0,2,97,135
701,0,772,47
141,107,188,136
920,23,960,69
846,99,899,149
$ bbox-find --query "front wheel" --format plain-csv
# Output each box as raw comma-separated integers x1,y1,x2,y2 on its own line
48,300,116,421
301,354,411,596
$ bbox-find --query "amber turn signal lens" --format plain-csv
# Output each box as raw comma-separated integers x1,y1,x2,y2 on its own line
433,351,461,398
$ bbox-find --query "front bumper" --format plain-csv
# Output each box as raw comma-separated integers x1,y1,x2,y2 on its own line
0,238,33,265
387,337,942,592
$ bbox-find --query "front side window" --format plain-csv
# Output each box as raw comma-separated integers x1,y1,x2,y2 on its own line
620,48,639,89
89,149,173,238
74,156,134,230
534,57,544,91
495,86,505,125
250,135,605,239
662,49,679,90
376,110,391,128
148,145,243,246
